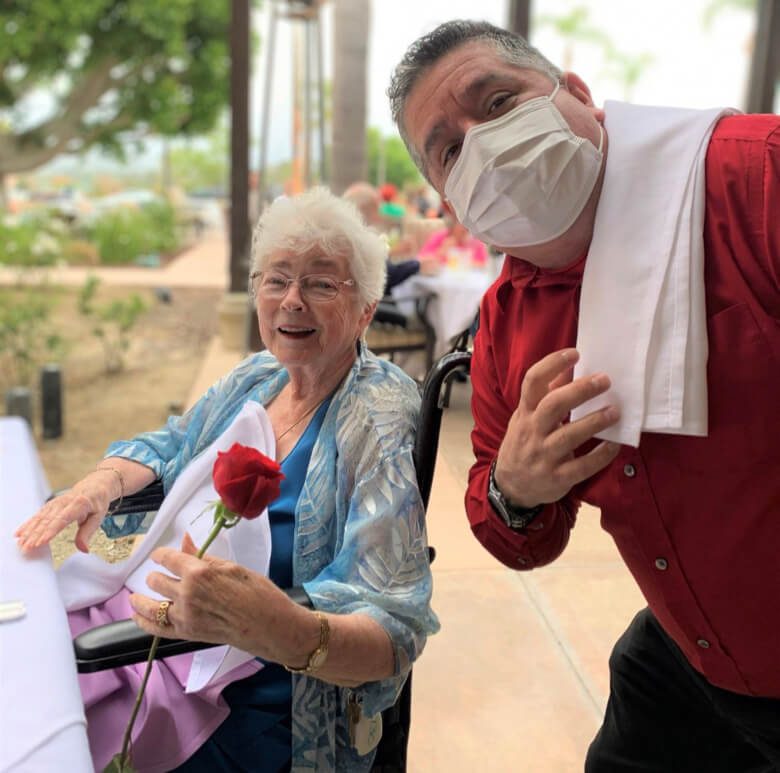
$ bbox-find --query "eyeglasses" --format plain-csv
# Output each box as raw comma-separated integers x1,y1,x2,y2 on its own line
249,271,356,302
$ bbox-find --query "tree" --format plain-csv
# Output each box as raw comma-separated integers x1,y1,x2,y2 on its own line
330,0,370,194
169,113,229,193
366,128,422,190
0,0,254,181
535,5,611,70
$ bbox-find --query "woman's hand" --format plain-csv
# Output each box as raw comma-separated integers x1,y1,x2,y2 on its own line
129,534,318,665
15,468,120,554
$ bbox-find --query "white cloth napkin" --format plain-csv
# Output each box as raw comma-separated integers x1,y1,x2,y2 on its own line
57,400,275,692
1,417,93,771
570,101,736,448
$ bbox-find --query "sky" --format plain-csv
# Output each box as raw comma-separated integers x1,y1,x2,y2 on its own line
255,0,757,166
37,0,761,178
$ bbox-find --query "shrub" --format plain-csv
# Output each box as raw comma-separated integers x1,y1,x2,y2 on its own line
77,276,148,374
0,213,63,266
0,288,65,386
87,200,182,265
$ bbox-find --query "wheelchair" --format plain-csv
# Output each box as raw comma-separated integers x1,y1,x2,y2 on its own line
72,349,472,772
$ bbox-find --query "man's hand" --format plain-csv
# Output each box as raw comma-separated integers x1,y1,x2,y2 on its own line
494,349,621,508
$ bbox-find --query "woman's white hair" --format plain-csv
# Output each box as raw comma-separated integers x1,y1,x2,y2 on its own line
250,187,388,306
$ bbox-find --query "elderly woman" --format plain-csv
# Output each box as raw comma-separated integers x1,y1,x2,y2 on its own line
15,187,439,772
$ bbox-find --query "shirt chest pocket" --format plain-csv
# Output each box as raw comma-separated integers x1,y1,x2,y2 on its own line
700,302,778,468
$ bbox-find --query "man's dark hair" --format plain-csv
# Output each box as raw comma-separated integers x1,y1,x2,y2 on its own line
388,20,561,174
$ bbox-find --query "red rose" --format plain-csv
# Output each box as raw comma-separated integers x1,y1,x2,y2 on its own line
212,443,284,519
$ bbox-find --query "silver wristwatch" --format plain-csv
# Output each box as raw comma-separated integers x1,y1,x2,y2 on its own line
487,460,544,531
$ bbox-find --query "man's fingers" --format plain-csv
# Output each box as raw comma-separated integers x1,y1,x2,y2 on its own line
557,440,622,487
535,373,613,436
545,405,621,460
520,349,579,410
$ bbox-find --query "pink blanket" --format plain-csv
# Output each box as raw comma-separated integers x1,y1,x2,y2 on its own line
69,589,260,773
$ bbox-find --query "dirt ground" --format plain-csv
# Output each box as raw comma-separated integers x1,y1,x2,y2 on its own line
2,282,221,566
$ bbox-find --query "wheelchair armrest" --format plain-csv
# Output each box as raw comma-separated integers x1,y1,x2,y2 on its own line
74,586,313,673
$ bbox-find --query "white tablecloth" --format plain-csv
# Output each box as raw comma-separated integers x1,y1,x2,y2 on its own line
0,417,92,772
392,267,495,357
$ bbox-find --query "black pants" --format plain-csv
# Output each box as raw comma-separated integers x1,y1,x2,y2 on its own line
586,609,780,773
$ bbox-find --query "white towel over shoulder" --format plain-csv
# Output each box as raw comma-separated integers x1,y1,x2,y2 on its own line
571,101,736,448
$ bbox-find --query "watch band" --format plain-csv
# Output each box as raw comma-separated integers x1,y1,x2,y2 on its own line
285,611,330,674
487,460,545,531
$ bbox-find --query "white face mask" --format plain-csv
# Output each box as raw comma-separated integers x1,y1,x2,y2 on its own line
443,82,604,249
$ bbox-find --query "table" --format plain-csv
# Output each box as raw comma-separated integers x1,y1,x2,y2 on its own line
0,417,92,772
392,267,495,357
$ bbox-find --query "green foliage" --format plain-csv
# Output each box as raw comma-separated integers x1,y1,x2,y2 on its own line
0,287,65,386
535,5,653,100
86,200,181,264
0,0,260,176
0,213,65,266
169,115,228,193
703,0,756,27
78,275,147,374
366,128,422,190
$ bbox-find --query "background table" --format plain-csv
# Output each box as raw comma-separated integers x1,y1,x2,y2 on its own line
392,267,495,357
0,417,92,772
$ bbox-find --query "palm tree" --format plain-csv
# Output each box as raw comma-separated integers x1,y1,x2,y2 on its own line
330,0,370,194
602,48,654,102
534,5,611,70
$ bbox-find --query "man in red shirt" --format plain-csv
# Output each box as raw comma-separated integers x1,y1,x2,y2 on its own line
389,19,780,772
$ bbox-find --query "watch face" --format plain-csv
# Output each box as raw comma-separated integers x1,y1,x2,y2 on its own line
310,647,328,670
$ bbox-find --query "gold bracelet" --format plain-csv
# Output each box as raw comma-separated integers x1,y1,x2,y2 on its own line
284,611,330,674
94,465,125,515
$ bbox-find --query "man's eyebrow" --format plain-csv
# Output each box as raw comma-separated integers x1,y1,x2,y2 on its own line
421,73,518,166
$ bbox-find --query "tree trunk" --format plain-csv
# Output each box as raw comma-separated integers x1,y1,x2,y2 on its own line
330,0,370,195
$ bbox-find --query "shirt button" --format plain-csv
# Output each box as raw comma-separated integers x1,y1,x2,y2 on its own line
623,464,636,478
517,557,528,566
696,638,710,649
655,558,668,571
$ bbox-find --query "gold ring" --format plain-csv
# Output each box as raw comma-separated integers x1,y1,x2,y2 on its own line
156,600,172,627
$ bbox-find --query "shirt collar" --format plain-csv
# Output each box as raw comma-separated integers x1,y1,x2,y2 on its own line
505,252,587,289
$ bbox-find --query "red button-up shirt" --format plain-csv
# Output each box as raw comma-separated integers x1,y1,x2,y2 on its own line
466,114,780,698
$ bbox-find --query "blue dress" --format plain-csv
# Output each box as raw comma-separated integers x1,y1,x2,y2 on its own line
174,399,331,773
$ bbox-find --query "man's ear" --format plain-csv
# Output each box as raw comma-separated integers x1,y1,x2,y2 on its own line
562,71,605,122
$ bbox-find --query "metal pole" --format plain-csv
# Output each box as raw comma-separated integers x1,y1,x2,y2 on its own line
229,0,251,294
40,364,63,439
315,11,326,183
746,0,780,113
257,3,278,215
304,16,313,188
5,387,32,427
507,0,531,38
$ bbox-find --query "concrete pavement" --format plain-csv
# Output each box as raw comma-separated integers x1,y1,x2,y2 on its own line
0,228,229,290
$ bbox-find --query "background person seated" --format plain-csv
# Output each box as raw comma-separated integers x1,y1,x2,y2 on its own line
17,188,439,772
419,214,488,270
342,181,440,293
